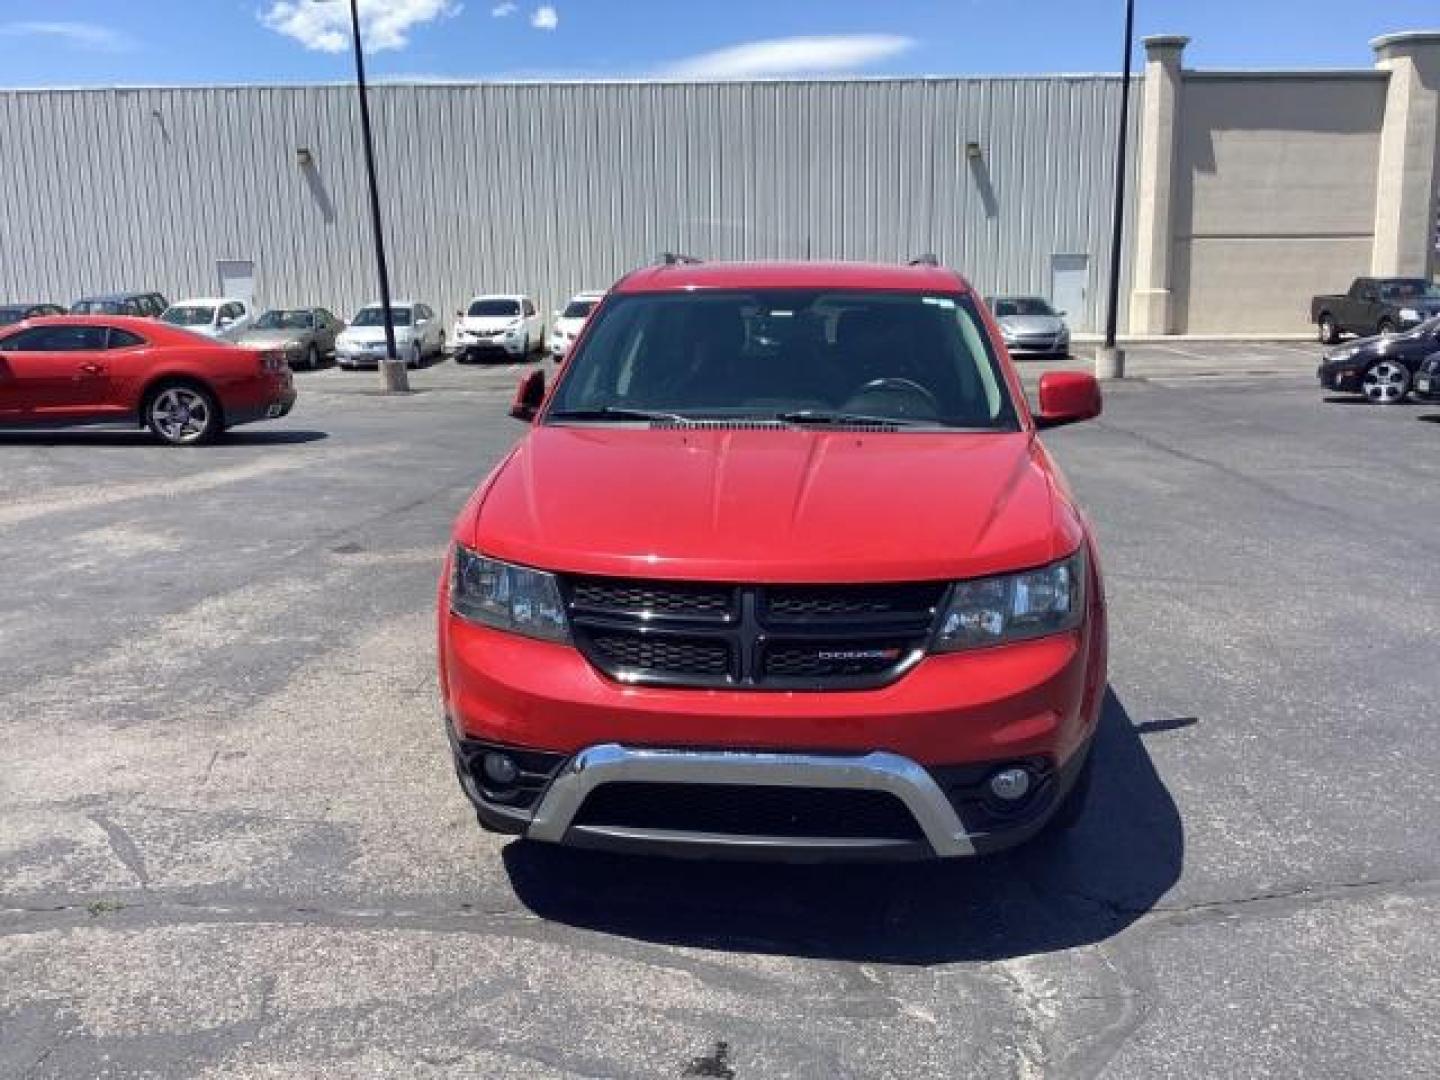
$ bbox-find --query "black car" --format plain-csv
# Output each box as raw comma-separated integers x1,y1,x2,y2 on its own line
0,302,66,326
1415,352,1440,403
1317,316,1440,403
70,291,169,318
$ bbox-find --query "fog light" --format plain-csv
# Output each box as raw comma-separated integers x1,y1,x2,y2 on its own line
481,752,519,786
989,767,1032,802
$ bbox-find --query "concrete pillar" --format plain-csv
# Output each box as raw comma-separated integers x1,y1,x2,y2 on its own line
1128,35,1188,335
1371,31,1440,278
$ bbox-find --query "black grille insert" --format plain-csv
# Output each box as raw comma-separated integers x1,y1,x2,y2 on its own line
564,575,943,690
590,634,730,677
573,782,924,840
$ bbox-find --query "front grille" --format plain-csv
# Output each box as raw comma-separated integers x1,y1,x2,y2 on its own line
762,641,910,679
573,782,924,840
562,575,944,690
590,633,730,677
570,577,735,620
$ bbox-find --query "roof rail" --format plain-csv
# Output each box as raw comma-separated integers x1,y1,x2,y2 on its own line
656,252,703,266
908,253,941,267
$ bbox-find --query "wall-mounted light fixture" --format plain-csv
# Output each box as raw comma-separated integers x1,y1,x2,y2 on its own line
296,147,315,168
965,141,983,161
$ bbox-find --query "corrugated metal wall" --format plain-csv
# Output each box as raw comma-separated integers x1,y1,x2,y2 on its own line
0,77,1140,331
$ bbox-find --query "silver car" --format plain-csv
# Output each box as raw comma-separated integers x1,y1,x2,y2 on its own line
989,296,1071,357
237,307,344,370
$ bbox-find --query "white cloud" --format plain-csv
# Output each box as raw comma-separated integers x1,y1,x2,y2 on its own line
491,2,517,15
259,0,462,54
661,34,915,79
0,21,135,53
530,5,559,31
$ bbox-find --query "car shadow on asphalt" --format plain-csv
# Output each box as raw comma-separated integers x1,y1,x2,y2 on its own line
502,687,1184,964
0,429,328,447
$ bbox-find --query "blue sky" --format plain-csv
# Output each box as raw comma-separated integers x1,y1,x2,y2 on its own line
0,1,1435,86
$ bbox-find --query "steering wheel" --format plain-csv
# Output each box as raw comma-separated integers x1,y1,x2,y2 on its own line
845,377,942,417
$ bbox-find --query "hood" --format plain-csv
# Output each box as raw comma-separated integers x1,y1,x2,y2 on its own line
340,325,412,343
999,315,1066,335
467,427,1079,582
458,316,520,333
238,328,309,347
552,317,588,339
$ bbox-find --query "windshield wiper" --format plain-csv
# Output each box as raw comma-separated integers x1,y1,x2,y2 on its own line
774,409,928,427
548,406,693,423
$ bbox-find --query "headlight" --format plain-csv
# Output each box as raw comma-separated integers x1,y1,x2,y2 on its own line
1399,308,1421,322
450,546,570,643
1329,346,1359,363
932,549,1086,652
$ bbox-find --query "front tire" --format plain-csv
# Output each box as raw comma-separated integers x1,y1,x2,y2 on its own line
305,344,319,371
146,383,222,446
1362,359,1410,404
1318,314,1339,345
409,342,422,369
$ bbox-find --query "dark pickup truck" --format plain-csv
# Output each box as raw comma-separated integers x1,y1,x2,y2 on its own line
1311,277,1440,343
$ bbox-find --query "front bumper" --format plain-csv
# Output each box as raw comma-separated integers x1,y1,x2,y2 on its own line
441,601,1105,860
452,335,526,361
1317,362,1363,392
448,730,1092,861
1004,335,1070,355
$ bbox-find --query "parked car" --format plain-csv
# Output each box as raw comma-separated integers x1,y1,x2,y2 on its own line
1311,277,1440,343
0,315,295,445
237,307,344,370
988,296,1071,356
548,291,605,361
1317,315,1440,403
70,291,169,318
440,256,1107,862
0,302,66,326
161,298,256,342
1414,352,1440,403
336,301,443,369
451,295,546,362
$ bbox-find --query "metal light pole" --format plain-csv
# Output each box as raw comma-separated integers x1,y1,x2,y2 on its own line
341,0,409,393
1096,0,1135,380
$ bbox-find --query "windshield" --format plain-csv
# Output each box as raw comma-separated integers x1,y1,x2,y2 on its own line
255,309,314,330
992,298,1056,318
561,299,598,320
547,289,1018,430
162,306,216,326
468,299,519,318
1377,279,1440,302
352,306,412,327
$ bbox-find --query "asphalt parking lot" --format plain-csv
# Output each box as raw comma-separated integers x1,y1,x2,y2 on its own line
2,342,1438,1078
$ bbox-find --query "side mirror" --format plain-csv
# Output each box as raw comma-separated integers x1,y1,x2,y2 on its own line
510,369,547,421
1055,310,1067,318
1034,371,1102,430
218,317,235,329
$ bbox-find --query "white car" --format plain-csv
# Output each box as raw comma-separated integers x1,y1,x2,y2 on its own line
160,297,255,342
548,290,605,361
335,301,445,369
450,295,545,363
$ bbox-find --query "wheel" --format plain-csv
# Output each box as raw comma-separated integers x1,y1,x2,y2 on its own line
1378,319,1396,336
146,383,222,446
1318,314,1339,345
1362,359,1410,404
410,342,422,369
436,332,446,360
304,344,319,371
1045,748,1093,834
522,333,530,357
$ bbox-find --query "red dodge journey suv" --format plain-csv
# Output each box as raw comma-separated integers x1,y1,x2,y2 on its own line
439,258,1107,861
